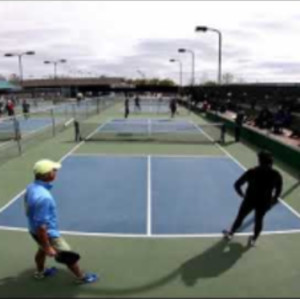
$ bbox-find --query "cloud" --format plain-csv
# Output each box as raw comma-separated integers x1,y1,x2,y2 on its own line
256,61,300,74
0,1,300,83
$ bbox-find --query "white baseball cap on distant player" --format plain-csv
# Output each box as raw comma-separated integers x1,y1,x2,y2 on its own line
33,159,61,175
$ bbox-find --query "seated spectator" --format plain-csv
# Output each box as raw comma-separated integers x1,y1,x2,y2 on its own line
283,108,292,128
273,107,285,134
202,100,209,112
255,106,273,129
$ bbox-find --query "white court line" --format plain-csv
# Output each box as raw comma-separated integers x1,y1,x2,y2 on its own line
147,155,152,236
189,119,300,221
71,153,227,159
0,118,112,215
1,225,300,238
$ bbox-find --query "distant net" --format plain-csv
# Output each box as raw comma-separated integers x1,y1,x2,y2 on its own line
78,119,224,144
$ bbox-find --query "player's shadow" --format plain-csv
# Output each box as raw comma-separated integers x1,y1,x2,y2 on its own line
80,239,248,296
180,239,249,286
221,140,236,146
0,240,248,297
0,268,79,297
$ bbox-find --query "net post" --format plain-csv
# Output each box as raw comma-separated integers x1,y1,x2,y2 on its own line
50,108,56,137
72,102,76,119
13,115,22,155
85,100,88,119
96,97,100,114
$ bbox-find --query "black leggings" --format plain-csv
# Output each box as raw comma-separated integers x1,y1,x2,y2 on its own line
230,199,268,240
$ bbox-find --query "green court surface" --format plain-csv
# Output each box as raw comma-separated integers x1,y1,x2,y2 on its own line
0,103,299,297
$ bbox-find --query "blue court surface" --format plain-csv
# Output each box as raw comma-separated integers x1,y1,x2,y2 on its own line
0,155,300,236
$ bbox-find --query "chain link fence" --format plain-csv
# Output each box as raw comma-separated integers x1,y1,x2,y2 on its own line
0,95,117,166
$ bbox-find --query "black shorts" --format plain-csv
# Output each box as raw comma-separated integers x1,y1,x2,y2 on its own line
244,198,271,214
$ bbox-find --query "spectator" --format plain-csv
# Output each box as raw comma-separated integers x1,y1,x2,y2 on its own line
255,107,273,129
235,108,245,142
272,107,285,134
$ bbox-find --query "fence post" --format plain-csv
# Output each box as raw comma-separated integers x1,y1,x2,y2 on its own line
96,97,100,114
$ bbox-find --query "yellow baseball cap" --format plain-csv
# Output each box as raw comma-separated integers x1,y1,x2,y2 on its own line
33,159,62,175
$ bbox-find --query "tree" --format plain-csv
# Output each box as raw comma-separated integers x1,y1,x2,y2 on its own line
203,80,217,86
158,79,175,86
130,77,175,86
8,73,21,84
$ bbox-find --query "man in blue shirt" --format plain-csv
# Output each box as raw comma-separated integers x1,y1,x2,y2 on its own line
24,159,98,284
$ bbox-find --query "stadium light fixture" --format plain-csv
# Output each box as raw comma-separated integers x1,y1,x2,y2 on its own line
178,48,195,87
44,59,67,79
169,58,183,88
195,25,222,84
4,51,36,81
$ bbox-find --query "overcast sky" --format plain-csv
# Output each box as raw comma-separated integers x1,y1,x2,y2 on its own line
0,1,300,84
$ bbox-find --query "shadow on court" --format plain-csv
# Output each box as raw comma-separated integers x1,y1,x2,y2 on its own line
0,268,79,297
221,140,236,147
0,240,249,296
180,239,249,286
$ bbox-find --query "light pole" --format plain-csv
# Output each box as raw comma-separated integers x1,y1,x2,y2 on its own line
44,59,67,79
169,59,182,88
4,51,35,82
178,48,195,87
195,26,222,84
137,69,146,79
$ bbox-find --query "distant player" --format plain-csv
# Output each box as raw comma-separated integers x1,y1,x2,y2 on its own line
124,97,130,118
74,120,82,142
223,150,283,247
6,99,15,116
134,95,141,112
169,98,177,118
22,99,30,120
